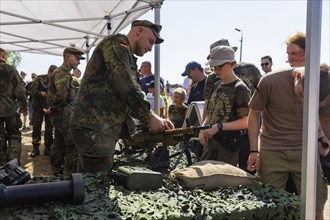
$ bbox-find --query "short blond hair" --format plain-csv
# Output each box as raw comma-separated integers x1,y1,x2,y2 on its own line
286,32,305,50
173,87,186,100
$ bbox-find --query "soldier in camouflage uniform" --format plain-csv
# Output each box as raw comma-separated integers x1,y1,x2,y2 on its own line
71,68,81,97
44,48,85,175
198,46,251,167
29,65,57,157
70,20,174,173
0,48,27,165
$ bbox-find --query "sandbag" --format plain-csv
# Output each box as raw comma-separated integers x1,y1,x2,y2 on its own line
170,160,259,190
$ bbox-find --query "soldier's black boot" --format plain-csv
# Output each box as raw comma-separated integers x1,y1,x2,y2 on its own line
30,145,40,157
44,146,51,156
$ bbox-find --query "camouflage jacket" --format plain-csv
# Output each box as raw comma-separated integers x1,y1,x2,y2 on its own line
0,60,27,117
204,62,261,100
47,64,75,128
168,104,188,128
70,34,153,136
30,74,49,111
71,75,80,97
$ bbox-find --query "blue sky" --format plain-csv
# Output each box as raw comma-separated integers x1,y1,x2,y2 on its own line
19,0,329,84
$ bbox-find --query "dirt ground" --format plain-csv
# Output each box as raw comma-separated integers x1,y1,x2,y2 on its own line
19,122,330,218
20,127,52,178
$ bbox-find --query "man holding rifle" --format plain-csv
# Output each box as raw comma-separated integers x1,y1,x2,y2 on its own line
70,20,174,173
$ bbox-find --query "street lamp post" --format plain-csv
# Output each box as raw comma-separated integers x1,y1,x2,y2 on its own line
235,28,243,62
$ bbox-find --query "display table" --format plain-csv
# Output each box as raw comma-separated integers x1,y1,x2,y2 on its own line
1,172,300,219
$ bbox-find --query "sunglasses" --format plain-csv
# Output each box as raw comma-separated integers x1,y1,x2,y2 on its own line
261,62,269,67
211,62,229,71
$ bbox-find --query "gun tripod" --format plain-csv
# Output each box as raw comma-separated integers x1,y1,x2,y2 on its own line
169,137,202,170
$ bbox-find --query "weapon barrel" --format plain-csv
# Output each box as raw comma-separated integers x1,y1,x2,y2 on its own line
164,125,211,136
0,173,84,207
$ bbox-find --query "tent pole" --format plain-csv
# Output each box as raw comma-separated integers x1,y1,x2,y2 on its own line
300,0,322,219
153,4,161,116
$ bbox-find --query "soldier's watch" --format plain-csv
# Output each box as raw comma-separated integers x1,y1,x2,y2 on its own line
217,122,223,131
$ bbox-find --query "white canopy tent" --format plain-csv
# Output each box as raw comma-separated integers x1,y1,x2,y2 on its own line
0,0,164,114
0,0,164,57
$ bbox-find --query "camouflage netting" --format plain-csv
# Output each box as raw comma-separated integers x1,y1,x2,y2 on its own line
1,150,300,220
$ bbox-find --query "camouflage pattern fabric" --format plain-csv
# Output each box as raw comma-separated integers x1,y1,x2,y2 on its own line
30,74,49,111
70,34,153,172
70,34,153,131
0,60,26,117
50,128,77,175
168,104,188,128
204,62,261,100
0,60,26,165
30,74,53,150
32,111,53,149
71,75,80,97
48,64,77,175
47,64,75,114
71,127,117,173
2,171,300,219
204,72,221,100
207,79,250,125
234,62,262,95
0,114,22,165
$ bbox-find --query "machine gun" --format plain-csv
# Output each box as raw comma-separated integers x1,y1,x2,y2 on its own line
122,125,211,149
39,78,48,93
119,125,211,171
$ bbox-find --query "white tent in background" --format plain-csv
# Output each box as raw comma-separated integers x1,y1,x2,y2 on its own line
0,0,164,115
0,0,164,57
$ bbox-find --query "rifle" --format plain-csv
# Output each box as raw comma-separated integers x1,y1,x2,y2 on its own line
122,125,211,149
119,125,211,171
39,78,48,93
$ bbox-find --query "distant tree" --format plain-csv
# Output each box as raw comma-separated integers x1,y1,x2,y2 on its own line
6,51,21,68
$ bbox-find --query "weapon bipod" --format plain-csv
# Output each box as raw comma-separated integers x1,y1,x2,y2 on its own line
168,115,204,171
169,137,201,171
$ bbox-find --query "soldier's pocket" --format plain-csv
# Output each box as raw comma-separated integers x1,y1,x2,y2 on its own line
88,131,117,156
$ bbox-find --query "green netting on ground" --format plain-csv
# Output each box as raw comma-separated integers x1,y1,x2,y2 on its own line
1,147,300,219
1,173,300,220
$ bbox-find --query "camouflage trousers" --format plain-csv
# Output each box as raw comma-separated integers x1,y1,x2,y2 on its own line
0,113,22,165
32,110,53,148
50,126,78,176
70,127,117,173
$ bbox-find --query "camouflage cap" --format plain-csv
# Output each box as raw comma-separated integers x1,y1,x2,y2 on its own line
206,39,238,60
131,20,164,44
63,47,86,60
